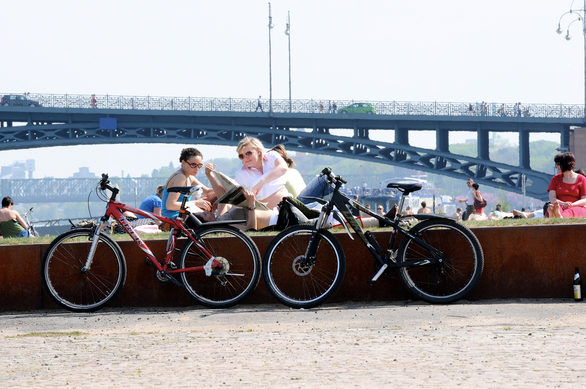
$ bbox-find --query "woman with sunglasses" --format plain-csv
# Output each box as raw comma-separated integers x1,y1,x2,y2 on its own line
234,137,290,210
161,147,215,219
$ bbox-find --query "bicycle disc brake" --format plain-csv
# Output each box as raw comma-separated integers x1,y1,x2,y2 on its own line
292,255,314,276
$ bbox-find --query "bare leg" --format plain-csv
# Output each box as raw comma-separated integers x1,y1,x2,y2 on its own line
548,202,563,218
512,209,528,218
205,170,227,197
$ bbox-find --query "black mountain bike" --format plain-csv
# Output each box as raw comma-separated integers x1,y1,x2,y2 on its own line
262,167,484,308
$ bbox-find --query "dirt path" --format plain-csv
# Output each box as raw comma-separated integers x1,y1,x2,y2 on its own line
1,299,585,388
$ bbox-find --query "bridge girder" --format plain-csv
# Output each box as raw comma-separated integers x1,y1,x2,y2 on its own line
0,119,552,200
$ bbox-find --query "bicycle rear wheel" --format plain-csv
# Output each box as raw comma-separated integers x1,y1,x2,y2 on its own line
42,228,126,312
263,225,346,309
179,225,260,308
397,219,483,303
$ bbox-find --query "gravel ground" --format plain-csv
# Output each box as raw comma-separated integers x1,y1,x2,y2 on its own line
1,299,585,388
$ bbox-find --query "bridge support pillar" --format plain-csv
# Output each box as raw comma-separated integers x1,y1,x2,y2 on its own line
561,126,571,152
396,128,409,145
477,128,489,161
519,130,530,169
570,127,586,171
436,128,449,152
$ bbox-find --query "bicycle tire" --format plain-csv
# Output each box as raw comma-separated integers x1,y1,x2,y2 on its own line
263,225,346,309
41,228,127,312
397,219,484,303
179,225,261,308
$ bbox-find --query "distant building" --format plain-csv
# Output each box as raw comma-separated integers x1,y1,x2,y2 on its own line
0,159,35,179
72,167,97,178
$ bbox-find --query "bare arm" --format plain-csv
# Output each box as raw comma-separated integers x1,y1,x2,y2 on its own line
548,190,558,204
165,173,212,212
14,211,28,230
251,157,288,196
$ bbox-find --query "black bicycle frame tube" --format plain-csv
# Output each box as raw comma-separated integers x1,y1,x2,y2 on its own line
322,182,448,269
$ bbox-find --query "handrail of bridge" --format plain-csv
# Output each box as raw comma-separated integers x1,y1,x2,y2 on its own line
1,92,583,119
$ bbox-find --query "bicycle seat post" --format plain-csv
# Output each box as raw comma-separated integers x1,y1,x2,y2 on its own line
396,193,407,217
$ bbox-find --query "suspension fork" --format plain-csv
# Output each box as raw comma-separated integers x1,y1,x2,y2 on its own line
81,217,107,272
301,206,332,266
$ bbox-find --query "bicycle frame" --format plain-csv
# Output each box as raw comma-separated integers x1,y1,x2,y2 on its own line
308,176,451,276
82,194,218,279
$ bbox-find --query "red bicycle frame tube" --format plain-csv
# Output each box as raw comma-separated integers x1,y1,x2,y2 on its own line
103,199,217,274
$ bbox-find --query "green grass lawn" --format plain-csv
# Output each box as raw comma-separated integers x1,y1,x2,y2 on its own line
2,217,585,246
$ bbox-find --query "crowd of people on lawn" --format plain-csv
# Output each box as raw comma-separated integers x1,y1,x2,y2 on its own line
2,143,586,239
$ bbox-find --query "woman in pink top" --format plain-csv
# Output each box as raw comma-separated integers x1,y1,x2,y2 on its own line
234,137,290,209
547,152,586,218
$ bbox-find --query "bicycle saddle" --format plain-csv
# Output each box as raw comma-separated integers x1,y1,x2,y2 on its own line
386,182,422,195
167,185,202,194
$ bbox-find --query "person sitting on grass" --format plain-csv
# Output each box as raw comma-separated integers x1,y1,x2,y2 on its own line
0,196,30,238
546,152,586,218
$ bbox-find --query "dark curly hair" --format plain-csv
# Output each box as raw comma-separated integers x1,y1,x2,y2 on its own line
179,147,202,163
554,152,576,173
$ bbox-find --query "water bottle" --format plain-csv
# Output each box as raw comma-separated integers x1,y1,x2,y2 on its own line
573,267,583,302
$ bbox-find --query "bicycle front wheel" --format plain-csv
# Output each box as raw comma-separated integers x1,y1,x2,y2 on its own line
263,225,346,309
397,219,484,303
42,228,127,312
179,225,261,308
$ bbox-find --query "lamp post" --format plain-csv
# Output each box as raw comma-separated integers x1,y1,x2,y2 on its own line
268,2,274,114
285,10,292,112
557,0,586,120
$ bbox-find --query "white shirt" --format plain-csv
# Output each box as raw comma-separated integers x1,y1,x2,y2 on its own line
466,187,475,205
235,150,288,201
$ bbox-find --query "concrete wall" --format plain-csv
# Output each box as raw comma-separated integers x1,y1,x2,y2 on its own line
1,224,585,311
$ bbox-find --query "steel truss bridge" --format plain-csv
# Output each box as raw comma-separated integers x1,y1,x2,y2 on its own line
1,92,584,201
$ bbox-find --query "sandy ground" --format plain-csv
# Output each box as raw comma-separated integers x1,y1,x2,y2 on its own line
1,299,585,388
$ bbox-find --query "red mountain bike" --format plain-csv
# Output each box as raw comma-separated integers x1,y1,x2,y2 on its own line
42,174,261,312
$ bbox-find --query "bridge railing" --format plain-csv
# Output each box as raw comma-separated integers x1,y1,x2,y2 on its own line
1,92,583,119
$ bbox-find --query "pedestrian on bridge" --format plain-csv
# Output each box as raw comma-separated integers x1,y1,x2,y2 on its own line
255,96,263,112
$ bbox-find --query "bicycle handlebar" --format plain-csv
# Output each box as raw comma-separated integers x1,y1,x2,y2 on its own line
99,173,120,200
320,167,347,185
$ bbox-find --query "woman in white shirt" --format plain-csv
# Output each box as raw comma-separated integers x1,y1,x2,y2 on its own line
234,137,290,209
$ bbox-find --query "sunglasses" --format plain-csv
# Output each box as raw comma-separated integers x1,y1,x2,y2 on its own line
186,161,203,169
238,150,254,160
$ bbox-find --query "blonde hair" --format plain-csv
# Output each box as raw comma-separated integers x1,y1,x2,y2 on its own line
237,137,265,155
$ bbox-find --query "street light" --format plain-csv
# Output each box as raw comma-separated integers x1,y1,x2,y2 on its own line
285,10,292,113
268,2,274,114
557,1,586,119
